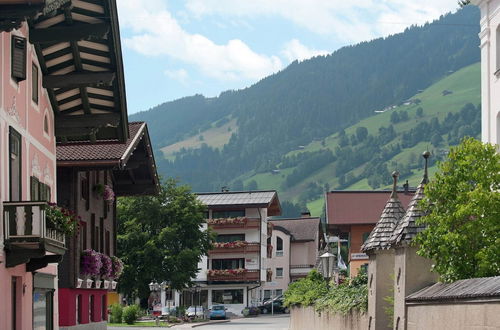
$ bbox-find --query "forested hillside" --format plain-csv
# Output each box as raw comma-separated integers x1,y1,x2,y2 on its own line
131,7,480,216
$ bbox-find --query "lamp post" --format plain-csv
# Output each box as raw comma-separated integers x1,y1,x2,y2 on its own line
195,284,202,318
320,251,335,284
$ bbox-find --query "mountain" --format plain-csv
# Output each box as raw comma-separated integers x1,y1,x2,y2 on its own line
130,6,481,216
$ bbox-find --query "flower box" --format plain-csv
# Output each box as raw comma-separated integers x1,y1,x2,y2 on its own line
111,281,117,290
84,279,93,289
95,279,102,289
76,278,83,288
103,280,110,290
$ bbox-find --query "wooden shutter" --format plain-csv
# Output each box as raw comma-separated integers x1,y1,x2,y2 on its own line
11,36,26,81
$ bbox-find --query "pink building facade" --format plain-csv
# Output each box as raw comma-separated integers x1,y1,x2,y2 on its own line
1,22,61,330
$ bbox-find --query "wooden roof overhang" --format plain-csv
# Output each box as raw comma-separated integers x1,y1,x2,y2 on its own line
18,0,128,142
57,123,160,196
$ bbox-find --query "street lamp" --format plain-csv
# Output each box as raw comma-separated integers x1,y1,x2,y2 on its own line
195,285,202,318
320,251,335,282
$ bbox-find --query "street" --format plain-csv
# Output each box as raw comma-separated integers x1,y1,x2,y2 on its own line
107,315,290,330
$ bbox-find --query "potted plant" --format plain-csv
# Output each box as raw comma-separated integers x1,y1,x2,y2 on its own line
80,249,102,287
45,203,79,236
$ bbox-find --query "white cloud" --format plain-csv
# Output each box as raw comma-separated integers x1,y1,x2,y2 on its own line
117,0,282,81
281,39,329,62
184,0,459,43
164,69,189,85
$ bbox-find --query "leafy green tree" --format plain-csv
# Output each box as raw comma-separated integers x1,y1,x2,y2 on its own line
356,126,368,142
416,138,500,282
117,179,214,299
390,111,400,124
416,107,424,117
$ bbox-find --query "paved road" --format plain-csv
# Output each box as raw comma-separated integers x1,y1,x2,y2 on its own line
108,315,290,330
190,314,290,330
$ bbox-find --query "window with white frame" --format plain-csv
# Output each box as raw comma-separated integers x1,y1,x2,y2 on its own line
276,267,283,278
276,237,283,256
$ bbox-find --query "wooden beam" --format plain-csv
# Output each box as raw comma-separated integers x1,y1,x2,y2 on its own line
43,72,115,89
54,113,121,129
55,126,98,137
30,23,109,43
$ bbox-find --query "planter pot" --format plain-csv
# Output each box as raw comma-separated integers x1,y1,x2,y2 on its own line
103,280,110,290
76,278,83,288
95,279,102,289
85,279,93,289
111,280,117,290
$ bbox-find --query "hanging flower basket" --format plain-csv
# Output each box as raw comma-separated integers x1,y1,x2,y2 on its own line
103,185,115,204
84,278,93,289
46,203,79,235
80,249,102,278
103,280,110,290
111,280,118,290
110,256,124,280
207,217,248,225
213,241,248,249
95,279,102,289
100,254,113,279
76,278,83,288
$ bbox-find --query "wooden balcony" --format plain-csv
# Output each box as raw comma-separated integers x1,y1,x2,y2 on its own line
208,242,260,255
207,217,260,229
3,201,66,270
207,269,260,282
290,264,315,277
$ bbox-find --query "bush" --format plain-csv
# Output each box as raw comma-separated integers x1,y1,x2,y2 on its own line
109,304,123,323
122,305,140,324
284,270,328,307
315,269,368,315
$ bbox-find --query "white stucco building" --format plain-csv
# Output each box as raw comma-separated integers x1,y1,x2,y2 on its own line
472,0,500,144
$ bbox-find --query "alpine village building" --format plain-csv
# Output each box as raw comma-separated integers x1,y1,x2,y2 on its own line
188,190,282,315
0,1,159,329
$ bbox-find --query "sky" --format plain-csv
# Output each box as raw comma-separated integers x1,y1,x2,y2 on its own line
117,0,462,114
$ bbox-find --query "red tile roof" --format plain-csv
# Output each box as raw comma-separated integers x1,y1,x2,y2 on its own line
326,190,414,225
56,122,145,165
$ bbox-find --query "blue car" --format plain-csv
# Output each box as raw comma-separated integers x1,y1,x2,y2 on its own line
209,305,227,320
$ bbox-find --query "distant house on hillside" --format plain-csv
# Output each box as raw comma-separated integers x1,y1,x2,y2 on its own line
325,189,414,276
442,90,453,96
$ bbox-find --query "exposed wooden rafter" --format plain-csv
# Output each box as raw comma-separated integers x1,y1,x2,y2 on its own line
43,72,115,89
29,22,109,43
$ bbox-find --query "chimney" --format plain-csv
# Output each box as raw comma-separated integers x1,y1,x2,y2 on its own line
301,211,311,218
403,180,409,194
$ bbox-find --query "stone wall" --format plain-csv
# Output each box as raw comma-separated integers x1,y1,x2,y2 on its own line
290,306,368,330
406,301,500,330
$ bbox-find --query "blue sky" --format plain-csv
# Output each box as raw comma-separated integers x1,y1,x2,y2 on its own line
117,0,460,114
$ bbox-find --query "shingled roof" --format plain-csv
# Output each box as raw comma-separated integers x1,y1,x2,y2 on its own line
196,190,281,216
390,152,430,246
271,217,320,242
362,172,406,252
406,276,500,302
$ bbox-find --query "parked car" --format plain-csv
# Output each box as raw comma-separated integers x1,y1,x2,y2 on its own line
186,306,205,319
258,297,290,314
209,305,227,320
161,306,177,316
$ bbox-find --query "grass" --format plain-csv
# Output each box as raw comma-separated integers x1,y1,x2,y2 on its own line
161,118,238,156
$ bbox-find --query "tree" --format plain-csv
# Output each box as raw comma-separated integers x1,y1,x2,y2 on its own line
416,138,500,282
117,179,214,299
356,126,368,142
390,111,400,124
416,107,424,117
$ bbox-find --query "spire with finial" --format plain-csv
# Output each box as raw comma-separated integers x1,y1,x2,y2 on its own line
362,171,406,252
390,151,431,246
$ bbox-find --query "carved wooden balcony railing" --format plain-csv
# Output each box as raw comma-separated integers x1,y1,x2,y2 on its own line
207,217,260,229
208,242,260,255
207,269,260,282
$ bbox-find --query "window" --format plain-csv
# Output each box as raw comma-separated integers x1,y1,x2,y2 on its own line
105,230,110,255
9,128,22,201
43,115,49,134
263,290,271,300
31,177,51,201
276,237,283,256
100,218,104,253
11,36,26,82
76,295,82,324
275,289,283,297
216,234,245,243
212,210,245,218
212,289,243,304
276,267,283,278
101,295,107,321
90,214,95,250
32,63,39,103
212,258,245,270
81,222,87,251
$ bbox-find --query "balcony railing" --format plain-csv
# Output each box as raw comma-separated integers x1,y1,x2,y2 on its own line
208,242,260,255
3,201,66,268
290,264,315,277
207,269,260,282
207,217,260,229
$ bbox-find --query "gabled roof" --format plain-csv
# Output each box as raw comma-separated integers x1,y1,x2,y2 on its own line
270,217,320,242
406,276,500,302
196,190,281,216
56,122,159,196
362,172,406,252
326,190,414,225
0,0,129,142
390,152,431,246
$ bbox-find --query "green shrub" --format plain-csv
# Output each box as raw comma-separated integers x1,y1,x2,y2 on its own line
109,304,123,323
284,270,328,307
122,305,140,324
315,269,368,315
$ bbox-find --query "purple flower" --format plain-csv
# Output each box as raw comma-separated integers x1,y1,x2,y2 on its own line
110,256,124,279
80,249,103,277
